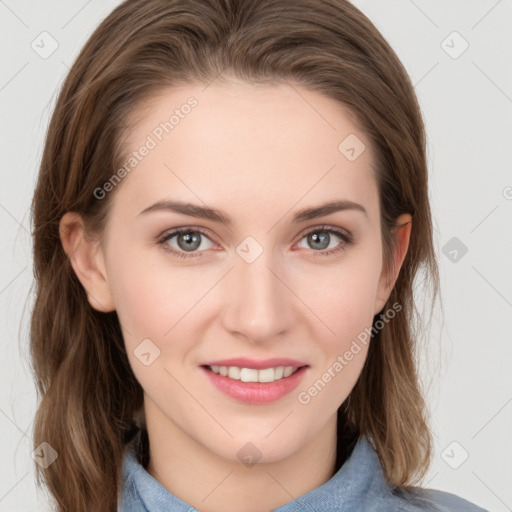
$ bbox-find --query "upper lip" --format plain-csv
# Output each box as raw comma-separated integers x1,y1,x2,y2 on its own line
200,358,308,369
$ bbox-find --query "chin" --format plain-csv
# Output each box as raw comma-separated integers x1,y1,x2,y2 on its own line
221,430,304,465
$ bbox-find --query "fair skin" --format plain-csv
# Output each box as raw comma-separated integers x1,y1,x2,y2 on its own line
59,79,411,512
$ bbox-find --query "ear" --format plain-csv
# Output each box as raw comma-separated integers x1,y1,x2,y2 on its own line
59,212,115,312
374,213,412,315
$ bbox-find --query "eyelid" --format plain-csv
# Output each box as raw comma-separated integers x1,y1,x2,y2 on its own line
157,225,217,245
157,224,354,258
157,226,220,259
295,223,353,242
158,224,352,243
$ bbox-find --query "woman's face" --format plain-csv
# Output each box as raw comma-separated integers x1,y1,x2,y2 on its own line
87,80,405,464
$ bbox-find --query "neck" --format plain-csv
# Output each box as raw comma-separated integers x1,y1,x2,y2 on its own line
144,400,339,512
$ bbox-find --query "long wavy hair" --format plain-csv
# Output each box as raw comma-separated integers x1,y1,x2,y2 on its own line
29,0,440,510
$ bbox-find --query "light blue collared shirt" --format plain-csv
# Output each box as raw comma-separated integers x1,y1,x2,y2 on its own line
118,434,488,511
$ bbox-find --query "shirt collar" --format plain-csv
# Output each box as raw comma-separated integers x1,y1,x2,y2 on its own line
119,434,391,511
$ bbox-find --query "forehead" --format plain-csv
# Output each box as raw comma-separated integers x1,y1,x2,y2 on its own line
114,80,379,223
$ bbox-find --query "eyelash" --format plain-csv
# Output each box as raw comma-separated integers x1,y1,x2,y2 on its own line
156,225,354,259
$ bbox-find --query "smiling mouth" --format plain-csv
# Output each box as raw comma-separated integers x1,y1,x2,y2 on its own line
202,364,306,383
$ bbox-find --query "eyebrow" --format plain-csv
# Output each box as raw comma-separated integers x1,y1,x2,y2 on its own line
138,199,368,224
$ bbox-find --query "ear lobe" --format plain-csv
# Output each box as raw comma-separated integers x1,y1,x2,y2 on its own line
59,212,115,312
374,213,412,315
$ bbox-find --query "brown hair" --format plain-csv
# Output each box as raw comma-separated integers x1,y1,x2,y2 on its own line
30,0,439,510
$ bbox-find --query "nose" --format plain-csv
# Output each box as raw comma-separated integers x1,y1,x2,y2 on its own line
221,248,294,345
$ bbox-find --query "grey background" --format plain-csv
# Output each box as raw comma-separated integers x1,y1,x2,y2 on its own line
1,0,511,510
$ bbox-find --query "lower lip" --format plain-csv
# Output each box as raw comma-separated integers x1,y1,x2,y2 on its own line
200,366,308,404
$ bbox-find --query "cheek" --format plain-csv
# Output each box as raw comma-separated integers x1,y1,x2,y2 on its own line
107,246,203,340
301,247,382,345
108,250,204,399
296,267,376,419
293,245,380,412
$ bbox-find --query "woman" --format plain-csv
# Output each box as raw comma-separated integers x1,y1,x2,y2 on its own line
29,0,487,510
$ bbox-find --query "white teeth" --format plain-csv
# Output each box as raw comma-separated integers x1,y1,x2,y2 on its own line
208,364,300,383
240,368,259,382
258,368,275,383
283,366,294,377
228,366,241,380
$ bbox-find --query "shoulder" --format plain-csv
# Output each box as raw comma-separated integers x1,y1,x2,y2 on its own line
387,486,489,512
352,437,488,511
272,436,488,512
